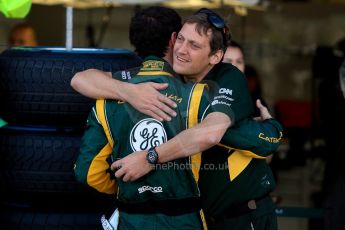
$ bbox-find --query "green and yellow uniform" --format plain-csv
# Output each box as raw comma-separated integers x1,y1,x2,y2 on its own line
75,56,233,230
75,57,283,230
199,63,281,230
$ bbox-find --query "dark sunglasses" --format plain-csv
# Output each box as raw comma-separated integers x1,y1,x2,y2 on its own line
195,8,229,48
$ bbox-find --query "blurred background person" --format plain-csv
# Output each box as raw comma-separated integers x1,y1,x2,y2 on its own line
8,22,38,47
223,40,245,72
223,40,268,117
1,23,38,125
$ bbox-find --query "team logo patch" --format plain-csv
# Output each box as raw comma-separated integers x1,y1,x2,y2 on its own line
130,118,167,151
141,60,164,71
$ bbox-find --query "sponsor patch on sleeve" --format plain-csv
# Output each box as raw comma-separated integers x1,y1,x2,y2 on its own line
121,71,131,80
141,60,165,71
212,87,234,107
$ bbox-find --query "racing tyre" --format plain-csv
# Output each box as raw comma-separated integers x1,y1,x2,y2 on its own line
0,208,103,230
0,126,114,210
0,47,141,127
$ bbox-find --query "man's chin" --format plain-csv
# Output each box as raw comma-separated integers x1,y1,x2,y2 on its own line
173,66,188,76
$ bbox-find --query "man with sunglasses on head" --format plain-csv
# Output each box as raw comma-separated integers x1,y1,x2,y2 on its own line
112,10,279,230
73,7,281,230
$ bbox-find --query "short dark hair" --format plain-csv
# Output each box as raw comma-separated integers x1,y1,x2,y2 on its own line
129,6,182,59
228,40,243,52
228,40,245,58
184,12,230,55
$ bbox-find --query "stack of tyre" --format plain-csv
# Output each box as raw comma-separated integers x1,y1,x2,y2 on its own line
0,47,141,229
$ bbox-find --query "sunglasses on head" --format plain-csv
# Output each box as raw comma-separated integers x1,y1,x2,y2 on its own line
195,8,229,47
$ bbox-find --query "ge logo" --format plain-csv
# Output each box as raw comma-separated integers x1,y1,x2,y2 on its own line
130,118,167,151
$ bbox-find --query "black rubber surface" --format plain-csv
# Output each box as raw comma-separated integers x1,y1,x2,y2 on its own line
0,207,104,230
0,126,115,210
0,47,141,127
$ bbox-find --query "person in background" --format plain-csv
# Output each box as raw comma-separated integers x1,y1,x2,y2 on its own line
223,40,268,117
8,22,38,47
223,40,245,72
2,23,38,127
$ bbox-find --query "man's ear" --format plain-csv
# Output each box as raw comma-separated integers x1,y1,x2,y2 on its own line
210,49,224,65
169,32,177,48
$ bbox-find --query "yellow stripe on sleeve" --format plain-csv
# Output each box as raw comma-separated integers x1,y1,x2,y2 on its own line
87,143,117,194
86,99,118,194
96,100,114,148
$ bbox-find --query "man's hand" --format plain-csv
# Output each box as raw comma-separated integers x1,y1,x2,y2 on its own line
253,99,272,121
72,70,177,121
253,99,275,163
111,151,154,182
123,82,177,121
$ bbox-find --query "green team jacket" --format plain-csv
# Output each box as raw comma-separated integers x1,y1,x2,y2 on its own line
117,59,283,183
199,63,282,217
74,56,283,209
75,56,233,203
